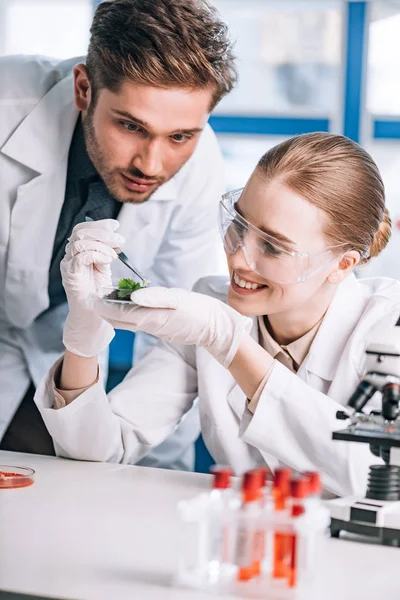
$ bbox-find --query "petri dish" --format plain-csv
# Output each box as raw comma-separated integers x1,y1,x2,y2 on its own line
0,465,35,489
98,282,149,305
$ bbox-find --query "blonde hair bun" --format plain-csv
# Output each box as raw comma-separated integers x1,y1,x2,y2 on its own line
367,207,392,262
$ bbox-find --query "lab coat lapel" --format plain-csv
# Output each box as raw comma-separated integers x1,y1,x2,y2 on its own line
302,274,367,382
1,75,78,327
1,74,77,173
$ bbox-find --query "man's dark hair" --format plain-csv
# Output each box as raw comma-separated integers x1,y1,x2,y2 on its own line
86,0,237,111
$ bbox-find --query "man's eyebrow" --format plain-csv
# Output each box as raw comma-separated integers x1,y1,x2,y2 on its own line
112,109,151,128
112,109,203,134
235,203,295,245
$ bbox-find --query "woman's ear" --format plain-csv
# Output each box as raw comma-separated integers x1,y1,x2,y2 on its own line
327,251,360,284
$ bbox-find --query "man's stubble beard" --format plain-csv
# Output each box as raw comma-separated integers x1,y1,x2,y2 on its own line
81,110,159,204
81,109,192,204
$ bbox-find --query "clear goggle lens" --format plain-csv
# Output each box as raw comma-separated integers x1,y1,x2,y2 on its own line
219,189,348,285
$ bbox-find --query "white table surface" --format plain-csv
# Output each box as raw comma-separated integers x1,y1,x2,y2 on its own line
0,450,400,600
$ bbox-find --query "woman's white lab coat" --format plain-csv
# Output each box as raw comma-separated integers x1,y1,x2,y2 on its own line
35,273,400,497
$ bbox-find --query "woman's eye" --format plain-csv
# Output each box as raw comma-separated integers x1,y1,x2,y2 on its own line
263,242,283,256
234,221,247,236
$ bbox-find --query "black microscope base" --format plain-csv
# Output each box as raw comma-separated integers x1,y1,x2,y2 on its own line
330,517,400,546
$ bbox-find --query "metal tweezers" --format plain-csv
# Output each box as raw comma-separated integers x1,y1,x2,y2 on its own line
85,216,148,285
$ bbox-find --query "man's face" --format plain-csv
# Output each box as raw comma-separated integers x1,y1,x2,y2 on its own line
81,80,213,203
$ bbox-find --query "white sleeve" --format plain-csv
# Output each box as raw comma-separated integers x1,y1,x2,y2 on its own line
34,342,198,464
0,331,32,440
239,362,378,497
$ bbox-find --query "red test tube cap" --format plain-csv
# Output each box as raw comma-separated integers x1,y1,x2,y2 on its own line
256,466,274,486
242,469,263,501
210,465,233,489
274,468,291,496
305,471,322,495
290,477,308,499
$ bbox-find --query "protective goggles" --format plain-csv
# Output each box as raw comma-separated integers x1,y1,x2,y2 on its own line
218,188,349,285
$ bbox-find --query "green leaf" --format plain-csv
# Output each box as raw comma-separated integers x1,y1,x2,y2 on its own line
116,279,142,299
118,278,136,290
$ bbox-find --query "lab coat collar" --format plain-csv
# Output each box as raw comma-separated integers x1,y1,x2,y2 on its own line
1,74,78,174
304,274,366,381
149,177,178,202
0,70,178,201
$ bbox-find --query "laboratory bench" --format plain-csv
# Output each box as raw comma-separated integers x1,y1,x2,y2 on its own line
0,450,399,600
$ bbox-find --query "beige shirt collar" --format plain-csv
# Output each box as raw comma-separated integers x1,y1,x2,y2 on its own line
258,315,324,373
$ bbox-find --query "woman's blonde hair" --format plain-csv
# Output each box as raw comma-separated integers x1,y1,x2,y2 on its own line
257,132,391,264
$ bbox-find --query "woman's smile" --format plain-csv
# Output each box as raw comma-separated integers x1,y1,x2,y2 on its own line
231,270,268,295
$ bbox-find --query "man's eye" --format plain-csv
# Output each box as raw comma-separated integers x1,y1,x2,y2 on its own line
120,121,141,133
171,133,190,143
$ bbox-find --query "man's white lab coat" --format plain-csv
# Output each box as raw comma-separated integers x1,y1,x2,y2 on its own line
0,55,225,467
35,274,400,497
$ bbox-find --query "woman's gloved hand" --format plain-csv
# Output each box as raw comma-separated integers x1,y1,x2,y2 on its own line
94,286,253,368
61,219,125,357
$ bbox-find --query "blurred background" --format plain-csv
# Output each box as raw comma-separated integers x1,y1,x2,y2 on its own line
1,0,399,279
1,0,399,469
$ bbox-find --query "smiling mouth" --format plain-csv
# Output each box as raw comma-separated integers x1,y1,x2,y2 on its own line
232,271,267,291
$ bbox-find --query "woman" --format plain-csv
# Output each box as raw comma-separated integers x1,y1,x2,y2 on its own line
35,132,398,497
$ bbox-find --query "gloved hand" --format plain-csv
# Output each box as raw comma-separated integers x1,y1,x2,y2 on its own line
94,286,253,368
61,219,125,357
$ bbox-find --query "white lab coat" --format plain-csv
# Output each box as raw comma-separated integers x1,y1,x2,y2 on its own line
0,55,225,467
35,273,400,497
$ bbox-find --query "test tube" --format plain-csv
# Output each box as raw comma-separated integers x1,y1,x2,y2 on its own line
272,468,291,580
288,477,308,588
257,466,274,506
258,468,276,577
235,470,263,582
304,471,322,500
301,471,323,576
207,465,236,580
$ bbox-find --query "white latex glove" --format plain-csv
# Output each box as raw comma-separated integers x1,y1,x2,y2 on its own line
61,219,125,357
94,286,253,368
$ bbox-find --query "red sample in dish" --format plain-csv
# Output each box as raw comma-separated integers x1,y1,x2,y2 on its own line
0,466,35,488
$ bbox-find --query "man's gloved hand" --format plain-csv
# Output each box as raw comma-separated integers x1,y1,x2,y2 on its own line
61,219,125,357
94,286,253,368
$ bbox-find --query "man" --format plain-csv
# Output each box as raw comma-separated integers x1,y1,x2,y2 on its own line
0,0,236,469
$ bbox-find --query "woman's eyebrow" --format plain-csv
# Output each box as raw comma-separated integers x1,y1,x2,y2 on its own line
235,203,295,245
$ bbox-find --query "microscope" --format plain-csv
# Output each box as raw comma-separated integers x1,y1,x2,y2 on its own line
328,317,400,546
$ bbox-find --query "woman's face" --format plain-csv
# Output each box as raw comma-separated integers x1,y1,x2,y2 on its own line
226,171,347,318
